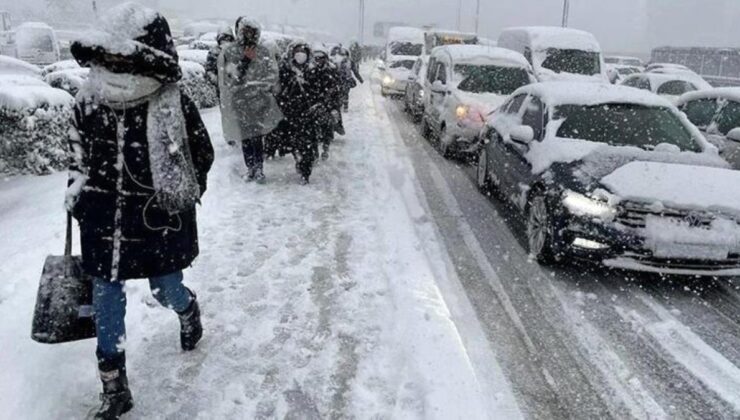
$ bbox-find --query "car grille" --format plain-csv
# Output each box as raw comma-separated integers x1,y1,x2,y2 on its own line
622,253,740,271
616,202,715,229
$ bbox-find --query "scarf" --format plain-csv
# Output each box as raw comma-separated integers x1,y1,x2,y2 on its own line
85,66,201,215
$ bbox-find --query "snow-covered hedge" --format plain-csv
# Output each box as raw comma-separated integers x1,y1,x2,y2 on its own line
0,76,74,175
178,60,218,109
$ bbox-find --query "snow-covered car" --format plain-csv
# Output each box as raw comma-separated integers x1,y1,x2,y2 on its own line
621,72,700,104
677,88,740,169
403,56,429,122
12,22,60,65
380,55,416,97
645,63,712,90
605,64,640,84
177,48,209,66
0,74,74,174
178,60,217,109
421,45,534,157
498,26,608,83
40,59,79,77
477,82,740,276
0,54,41,77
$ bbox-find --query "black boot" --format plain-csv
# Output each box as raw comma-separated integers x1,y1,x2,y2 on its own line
94,353,133,420
178,290,202,351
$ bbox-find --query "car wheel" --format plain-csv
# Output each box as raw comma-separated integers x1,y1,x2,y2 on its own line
526,191,559,265
476,149,491,193
421,117,432,139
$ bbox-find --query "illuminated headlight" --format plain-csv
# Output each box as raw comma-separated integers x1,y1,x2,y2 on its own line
383,75,394,86
562,190,616,220
573,238,610,250
456,105,469,119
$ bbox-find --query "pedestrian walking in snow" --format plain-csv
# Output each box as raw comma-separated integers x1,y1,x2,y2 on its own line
218,17,283,183
309,45,343,160
331,44,363,112
204,25,235,97
66,3,214,418
278,42,322,184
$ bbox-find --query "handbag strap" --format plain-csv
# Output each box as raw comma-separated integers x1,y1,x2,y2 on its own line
65,212,72,257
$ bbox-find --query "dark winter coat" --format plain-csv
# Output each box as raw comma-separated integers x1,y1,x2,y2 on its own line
308,63,342,113
69,4,214,281
70,92,213,281
277,61,320,120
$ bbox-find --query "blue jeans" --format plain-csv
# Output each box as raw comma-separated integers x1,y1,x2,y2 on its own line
93,271,192,359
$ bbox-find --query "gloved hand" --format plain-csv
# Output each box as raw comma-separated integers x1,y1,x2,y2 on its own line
65,172,88,212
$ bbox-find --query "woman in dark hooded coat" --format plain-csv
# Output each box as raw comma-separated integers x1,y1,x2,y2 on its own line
66,3,214,418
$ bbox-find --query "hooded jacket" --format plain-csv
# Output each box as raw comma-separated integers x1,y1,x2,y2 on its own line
218,17,283,142
69,3,214,281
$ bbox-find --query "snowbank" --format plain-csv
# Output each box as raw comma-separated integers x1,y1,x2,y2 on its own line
178,49,209,66
179,60,218,108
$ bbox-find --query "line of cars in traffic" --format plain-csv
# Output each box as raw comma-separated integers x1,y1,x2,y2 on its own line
379,25,740,277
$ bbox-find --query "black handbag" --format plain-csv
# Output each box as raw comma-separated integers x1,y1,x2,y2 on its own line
31,213,96,344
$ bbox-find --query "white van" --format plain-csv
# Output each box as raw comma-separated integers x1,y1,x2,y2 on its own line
14,22,60,66
421,45,535,157
385,26,425,61
497,26,607,83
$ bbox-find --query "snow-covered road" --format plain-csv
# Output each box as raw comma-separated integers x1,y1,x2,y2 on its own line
0,78,519,419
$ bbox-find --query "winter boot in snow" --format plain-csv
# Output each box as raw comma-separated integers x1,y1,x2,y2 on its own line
253,167,266,184
94,353,133,420
178,290,203,351
300,176,310,186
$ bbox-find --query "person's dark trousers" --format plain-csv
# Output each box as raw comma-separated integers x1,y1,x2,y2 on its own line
288,119,317,182
241,135,265,171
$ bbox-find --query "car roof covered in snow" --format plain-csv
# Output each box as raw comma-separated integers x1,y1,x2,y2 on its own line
513,81,673,108
16,21,54,30
500,26,601,52
0,55,41,77
432,45,530,67
624,72,703,91
677,87,740,106
387,26,424,43
0,75,74,109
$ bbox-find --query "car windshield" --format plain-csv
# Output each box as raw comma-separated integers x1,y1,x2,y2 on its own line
715,100,740,135
555,103,701,152
454,64,530,95
16,29,53,51
617,67,638,75
390,60,415,70
683,98,718,128
541,48,601,75
390,42,423,56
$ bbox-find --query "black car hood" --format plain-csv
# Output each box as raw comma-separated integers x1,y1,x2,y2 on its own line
549,146,728,195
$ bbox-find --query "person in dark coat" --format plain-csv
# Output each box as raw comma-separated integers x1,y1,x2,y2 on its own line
331,45,363,112
204,25,235,96
277,42,322,184
66,3,214,418
308,45,343,160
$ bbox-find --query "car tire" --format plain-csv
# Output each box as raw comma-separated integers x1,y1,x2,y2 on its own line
476,149,491,193
421,117,432,140
526,190,560,265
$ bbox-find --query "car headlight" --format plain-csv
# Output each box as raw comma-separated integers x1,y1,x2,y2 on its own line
456,105,469,119
383,75,394,86
562,190,616,220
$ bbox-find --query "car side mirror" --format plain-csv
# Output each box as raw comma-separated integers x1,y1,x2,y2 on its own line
510,125,535,145
431,80,448,94
727,127,740,143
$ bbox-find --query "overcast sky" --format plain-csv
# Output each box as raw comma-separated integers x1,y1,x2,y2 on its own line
4,0,740,54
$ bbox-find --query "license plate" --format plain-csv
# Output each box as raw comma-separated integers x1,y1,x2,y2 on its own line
653,242,729,260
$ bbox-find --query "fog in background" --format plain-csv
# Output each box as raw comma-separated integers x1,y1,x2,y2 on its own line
3,0,740,53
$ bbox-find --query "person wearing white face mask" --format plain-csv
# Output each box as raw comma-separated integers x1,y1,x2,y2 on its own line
66,3,214,418
277,42,324,184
